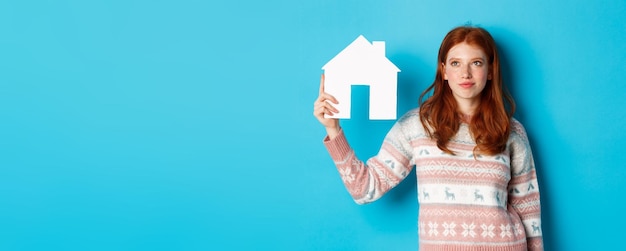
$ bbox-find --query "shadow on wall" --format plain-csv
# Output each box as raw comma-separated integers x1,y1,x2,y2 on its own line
492,26,562,251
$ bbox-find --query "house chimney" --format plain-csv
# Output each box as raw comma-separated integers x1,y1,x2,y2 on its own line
372,41,385,56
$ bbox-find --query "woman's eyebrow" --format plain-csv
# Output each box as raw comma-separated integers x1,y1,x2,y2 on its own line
447,57,485,61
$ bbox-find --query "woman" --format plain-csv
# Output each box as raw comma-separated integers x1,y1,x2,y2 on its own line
313,26,544,251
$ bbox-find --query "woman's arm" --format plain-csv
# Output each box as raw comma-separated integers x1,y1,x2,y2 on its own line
314,73,414,204
322,114,415,204
508,121,544,251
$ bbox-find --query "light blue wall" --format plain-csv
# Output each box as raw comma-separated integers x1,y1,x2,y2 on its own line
1,0,625,250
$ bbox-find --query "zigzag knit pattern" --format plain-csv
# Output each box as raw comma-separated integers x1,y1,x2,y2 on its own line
324,109,543,251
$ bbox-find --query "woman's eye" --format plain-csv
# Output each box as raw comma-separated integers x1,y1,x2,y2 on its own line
450,61,459,66
473,61,483,66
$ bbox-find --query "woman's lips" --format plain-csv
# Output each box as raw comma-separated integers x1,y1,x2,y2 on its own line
459,82,474,88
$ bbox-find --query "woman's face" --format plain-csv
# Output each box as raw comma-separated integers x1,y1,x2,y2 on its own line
443,42,491,105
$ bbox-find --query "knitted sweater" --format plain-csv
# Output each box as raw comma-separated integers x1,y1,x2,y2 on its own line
323,109,543,251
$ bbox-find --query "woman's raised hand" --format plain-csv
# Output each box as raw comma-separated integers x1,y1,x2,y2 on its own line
313,74,341,138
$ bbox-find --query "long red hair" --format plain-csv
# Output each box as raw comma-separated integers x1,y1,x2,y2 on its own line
419,26,516,155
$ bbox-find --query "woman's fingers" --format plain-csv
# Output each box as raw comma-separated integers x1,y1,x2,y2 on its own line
315,97,339,113
322,93,338,105
318,74,339,104
319,74,325,95
314,73,341,129
324,100,339,113
314,103,340,121
314,102,336,117
316,92,338,108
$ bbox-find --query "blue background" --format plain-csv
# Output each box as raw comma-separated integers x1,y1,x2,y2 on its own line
1,0,625,250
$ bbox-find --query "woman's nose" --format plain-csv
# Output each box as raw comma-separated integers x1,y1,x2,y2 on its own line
461,64,472,78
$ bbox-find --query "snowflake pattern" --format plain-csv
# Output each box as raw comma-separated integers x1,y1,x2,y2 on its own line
350,159,361,169
500,224,512,238
481,224,495,238
442,222,456,237
513,223,524,236
428,222,439,237
420,221,532,240
338,168,355,183
462,222,476,238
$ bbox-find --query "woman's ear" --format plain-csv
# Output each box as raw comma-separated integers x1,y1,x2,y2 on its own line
442,62,448,80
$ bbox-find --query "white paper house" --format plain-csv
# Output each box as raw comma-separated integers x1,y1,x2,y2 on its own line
322,35,400,120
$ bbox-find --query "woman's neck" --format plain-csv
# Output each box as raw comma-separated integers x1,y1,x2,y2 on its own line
457,100,480,123
459,112,473,123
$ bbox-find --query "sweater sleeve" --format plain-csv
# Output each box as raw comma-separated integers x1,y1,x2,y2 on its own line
508,121,544,251
323,116,415,204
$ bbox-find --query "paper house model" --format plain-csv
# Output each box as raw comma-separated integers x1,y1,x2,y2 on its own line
322,35,400,120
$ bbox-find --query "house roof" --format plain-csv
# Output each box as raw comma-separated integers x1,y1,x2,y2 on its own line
322,35,400,73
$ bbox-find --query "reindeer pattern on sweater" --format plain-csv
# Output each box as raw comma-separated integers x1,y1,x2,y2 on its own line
323,109,543,251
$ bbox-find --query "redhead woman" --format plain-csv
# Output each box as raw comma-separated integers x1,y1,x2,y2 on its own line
313,26,543,251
